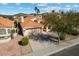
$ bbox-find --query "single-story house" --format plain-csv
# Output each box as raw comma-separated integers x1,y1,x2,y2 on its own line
20,16,44,36
0,17,14,39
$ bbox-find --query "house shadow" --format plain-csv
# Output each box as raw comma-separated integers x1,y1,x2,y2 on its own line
29,33,58,42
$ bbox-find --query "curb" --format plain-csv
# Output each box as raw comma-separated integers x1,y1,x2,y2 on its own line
45,40,79,56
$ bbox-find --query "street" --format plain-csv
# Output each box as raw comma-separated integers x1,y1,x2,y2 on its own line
50,44,79,56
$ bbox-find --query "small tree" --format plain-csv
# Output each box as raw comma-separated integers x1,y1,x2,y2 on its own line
43,13,66,43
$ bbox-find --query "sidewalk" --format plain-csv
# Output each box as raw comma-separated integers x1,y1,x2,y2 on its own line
26,36,79,56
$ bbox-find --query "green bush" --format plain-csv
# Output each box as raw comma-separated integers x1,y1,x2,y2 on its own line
19,37,29,46
66,29,79,36
11,29,16,33
59,33,65,40
70,30,79,36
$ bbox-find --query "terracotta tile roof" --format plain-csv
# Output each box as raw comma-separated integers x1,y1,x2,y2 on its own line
0,17,14,28
21,17,43,29
25,16,35,20
25,15,43,21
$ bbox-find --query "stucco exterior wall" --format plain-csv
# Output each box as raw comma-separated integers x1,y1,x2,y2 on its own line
23,28,42,36
0,28,11,37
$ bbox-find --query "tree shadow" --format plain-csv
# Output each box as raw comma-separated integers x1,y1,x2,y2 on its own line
29,33,58,42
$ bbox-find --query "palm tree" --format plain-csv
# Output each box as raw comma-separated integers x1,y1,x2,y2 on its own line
34,7,40,15
52,10,55,13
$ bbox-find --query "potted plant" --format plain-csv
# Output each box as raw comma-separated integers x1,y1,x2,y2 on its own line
11,29,17,37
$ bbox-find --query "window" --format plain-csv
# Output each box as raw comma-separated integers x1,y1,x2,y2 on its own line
0,29,6,35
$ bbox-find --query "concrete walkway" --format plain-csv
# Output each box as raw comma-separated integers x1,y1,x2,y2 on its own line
27,36,79,56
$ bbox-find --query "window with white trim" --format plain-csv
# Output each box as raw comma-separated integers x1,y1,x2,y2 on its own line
0,29,6,35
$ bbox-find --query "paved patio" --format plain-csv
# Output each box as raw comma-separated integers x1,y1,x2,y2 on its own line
0,35,21,56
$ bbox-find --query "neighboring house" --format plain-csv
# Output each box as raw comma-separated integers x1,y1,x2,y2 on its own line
20,16,44,36
21,15,44,23
0,17,14,39
30,15,43,23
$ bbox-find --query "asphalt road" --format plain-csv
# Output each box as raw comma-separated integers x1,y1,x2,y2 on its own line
50,44,79,56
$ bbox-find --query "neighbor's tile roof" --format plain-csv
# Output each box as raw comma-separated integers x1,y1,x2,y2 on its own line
25,15,43,21
0,17,14,28
21,17,43,29
25,16,35,20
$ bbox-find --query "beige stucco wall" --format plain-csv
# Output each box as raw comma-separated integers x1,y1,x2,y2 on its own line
23,28,42,36
0,37,11,43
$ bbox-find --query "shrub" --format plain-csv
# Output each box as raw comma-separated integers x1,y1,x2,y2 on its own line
66,29,79,36
70,30,78,36
11,29,16,33
59,33,65,40
18,37,29,46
